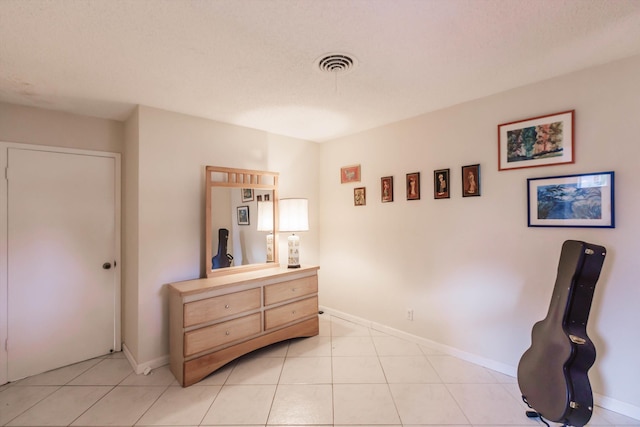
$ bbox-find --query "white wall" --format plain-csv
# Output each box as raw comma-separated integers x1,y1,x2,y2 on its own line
318,55,640,415
126,106,320,365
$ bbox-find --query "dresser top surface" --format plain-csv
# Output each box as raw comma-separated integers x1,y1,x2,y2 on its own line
169,265,319,297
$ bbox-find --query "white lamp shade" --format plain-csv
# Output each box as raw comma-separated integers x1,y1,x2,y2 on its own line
256,201,273,231
279,198,309,232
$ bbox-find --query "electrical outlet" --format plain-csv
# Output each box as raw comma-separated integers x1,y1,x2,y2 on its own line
406,308,414,321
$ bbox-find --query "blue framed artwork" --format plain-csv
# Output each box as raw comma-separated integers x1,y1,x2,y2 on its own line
527,171,614,228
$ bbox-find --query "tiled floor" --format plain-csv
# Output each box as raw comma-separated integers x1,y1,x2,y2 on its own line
1,314,639,427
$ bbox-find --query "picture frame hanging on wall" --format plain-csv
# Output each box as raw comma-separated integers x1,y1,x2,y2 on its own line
434,169,450,199
354,187,366,206
341,164,361,183
498,110,574,171
406,172,420,200
381,176,393,202
237,206,250,225
462,164,481,197
241,188,254,202
527,171,615,228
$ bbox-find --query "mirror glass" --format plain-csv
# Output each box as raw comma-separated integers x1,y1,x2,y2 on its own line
210,187,274,267
206,166,279,277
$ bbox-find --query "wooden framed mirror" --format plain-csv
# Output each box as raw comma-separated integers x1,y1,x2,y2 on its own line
205,166,279,278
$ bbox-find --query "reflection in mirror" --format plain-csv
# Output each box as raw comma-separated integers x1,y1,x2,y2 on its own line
205,166,279,278
210,188,274,268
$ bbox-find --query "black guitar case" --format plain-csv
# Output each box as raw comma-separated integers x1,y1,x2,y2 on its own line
518,240,606,427
211,228,233,269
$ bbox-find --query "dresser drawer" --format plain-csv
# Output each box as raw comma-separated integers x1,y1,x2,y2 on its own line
264,296,318,330
264,276,318,306
184,313,261,356
184,288,261,327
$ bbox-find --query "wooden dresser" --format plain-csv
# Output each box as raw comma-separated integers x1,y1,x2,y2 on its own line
169,265,319,386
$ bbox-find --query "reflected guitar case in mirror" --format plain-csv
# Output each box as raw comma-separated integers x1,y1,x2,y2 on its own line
517,240,606,427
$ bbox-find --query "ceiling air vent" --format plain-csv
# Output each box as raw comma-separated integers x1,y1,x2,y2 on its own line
316,53,357,74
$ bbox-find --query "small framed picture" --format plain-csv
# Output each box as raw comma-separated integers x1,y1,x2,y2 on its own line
406,172,420,200
462,164,480,197
434,169,450,199
354,187,366,206
527,171,614,228
341,164,361,183
237,206,250,225
498,110,574,171
241,188,254,202
381,176,393,203
257,195,263,202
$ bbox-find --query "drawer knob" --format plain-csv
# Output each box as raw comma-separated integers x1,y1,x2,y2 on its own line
225,304,230,309
292,310,296,315
291,288,296,292
225,331,230,335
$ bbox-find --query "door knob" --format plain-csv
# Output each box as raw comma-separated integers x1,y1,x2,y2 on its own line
102,262,112,270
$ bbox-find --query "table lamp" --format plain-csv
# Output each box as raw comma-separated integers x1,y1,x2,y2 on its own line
279,198,309,268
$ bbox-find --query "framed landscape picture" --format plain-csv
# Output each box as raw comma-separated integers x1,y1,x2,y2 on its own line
498,110,574,171
527,171,614,228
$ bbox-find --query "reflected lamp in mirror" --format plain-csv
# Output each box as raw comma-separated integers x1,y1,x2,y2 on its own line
257,201,274,263
279,198,309,268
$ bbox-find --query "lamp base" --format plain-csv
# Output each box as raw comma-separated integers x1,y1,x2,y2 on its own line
287,234,301,269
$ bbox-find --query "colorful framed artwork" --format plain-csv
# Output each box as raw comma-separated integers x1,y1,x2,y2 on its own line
237,205,250,225
341,164,361,183
462,164,480,197
381,176,393,203
406,172,420,200
354,187,366,206
498,110,574,171
241,188,254,202
434,169,450,199
527,171,614,228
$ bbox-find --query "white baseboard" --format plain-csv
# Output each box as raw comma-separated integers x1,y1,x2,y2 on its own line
319,305,640,421
121,343,169,375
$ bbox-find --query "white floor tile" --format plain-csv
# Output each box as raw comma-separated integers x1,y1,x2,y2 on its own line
0,385,59,425
68,358,134,386
201,384,276,425
447,383,528,425
332,356,386,383
70,386,166,426
379,355,442,383
331,335,377,356
13,359,102,386
389,383,469,425
136,385,220,426
268,384,333,425
428,354,496,383
121,365,179,386
373,335,423,356
333,383,401,425
6,386,111,426
225,356,284,384
280,356,332,384
287,335,332,356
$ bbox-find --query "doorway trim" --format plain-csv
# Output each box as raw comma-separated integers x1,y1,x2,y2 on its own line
0,141,121,385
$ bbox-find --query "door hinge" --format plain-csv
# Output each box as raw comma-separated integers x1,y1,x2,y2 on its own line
4,167,8,181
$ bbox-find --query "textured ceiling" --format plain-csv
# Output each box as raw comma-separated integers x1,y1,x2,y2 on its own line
2,0,640,142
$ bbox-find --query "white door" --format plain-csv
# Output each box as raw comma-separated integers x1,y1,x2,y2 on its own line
6,147,118,381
